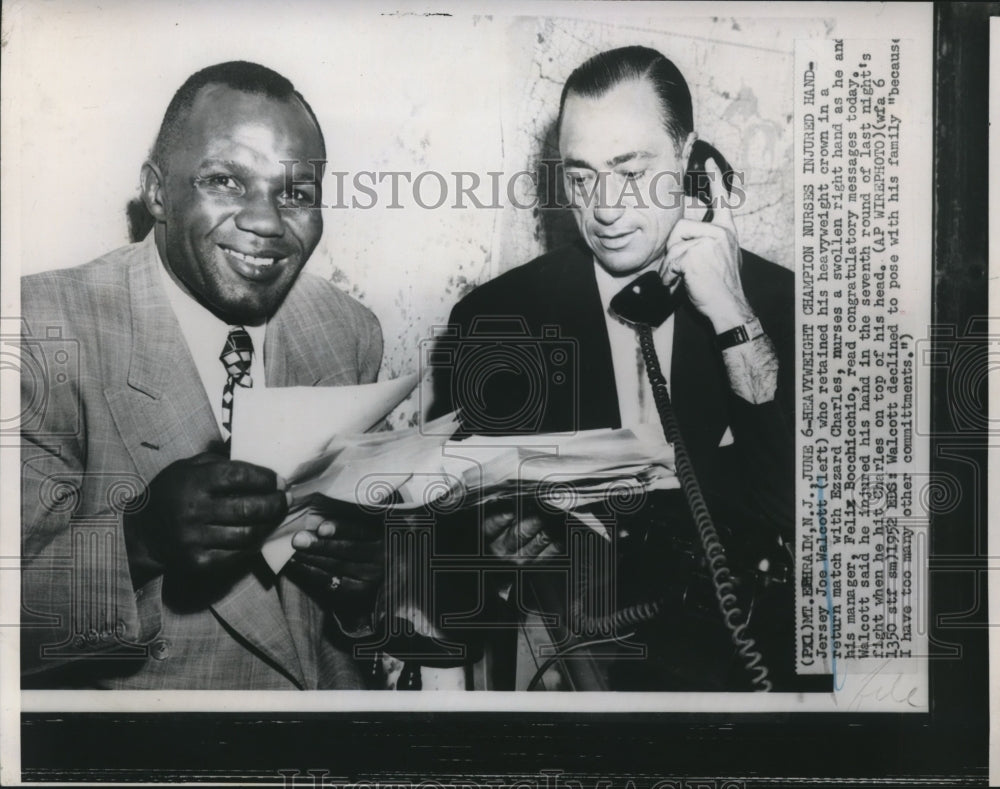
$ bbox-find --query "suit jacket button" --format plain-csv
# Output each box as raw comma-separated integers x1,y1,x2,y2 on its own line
151,640,169,660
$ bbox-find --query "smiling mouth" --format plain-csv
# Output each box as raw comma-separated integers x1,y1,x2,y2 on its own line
224,248,281,266
220,246,289,282
595,229,637,248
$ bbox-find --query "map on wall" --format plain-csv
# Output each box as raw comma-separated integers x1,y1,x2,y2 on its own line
496,14,812,275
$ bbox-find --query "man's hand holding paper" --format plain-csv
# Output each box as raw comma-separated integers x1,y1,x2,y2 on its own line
229,375,419,573
230,367,680,581
123,449,290,590
285,500,385,598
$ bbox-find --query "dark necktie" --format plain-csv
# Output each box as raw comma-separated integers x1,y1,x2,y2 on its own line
219,326,254,448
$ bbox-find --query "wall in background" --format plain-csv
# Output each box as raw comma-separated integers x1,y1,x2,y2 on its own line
7,2,818,427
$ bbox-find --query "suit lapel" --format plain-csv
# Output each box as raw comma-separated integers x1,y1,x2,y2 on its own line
104,241,220,482
543,244,621,432
103,239,305,688
265,282,352,387
263,307,296,387
208,563,306,687
265,307,316,388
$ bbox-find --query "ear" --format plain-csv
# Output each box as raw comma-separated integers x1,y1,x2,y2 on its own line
139,161,167,222
680,132,698,171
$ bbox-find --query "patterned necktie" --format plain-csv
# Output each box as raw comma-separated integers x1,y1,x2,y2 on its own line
219,326,254,447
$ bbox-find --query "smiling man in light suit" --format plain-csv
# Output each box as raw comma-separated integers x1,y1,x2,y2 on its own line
21,61,384,689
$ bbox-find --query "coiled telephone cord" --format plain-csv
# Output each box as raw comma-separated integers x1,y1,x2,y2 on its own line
636,323,771,691
529,326,773,691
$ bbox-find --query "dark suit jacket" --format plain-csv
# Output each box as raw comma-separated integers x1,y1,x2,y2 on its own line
21,237,383,689
430,239,795,546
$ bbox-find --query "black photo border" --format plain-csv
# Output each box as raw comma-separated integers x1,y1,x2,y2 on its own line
18,2,991,786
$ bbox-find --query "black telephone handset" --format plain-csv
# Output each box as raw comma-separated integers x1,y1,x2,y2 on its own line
684,139,735,224
608,140,734,329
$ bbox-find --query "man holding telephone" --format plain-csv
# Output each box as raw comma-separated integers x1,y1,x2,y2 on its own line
432,46,799,690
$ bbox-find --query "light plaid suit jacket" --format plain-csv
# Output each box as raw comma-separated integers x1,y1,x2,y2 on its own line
21,237,383,689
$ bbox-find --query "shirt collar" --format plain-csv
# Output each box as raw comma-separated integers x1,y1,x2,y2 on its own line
155,243,268,364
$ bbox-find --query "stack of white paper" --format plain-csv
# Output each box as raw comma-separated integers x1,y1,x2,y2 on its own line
272,425,678,571
231,378,679,572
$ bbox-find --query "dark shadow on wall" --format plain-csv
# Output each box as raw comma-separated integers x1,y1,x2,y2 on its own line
533,116,579,255
126,197,155,243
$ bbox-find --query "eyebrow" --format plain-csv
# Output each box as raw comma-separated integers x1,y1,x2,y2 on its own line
198,158,322,184
563,150,655,169
197,159,251,176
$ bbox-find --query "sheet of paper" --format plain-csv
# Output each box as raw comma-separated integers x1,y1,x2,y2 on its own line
260,507,318,573
230,373,418,479
260,423,680,573
260,410,457,574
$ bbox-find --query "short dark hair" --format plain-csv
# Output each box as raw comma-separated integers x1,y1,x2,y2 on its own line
557,46,693,150
150,60,325,171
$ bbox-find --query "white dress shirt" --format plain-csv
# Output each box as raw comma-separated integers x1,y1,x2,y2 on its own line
158,256,267,436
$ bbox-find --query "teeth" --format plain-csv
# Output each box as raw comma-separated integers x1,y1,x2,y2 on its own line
227,249,277,266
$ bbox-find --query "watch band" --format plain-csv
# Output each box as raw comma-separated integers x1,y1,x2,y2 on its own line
716,317,764,350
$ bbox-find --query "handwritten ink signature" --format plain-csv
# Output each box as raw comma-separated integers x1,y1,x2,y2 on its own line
841,658,922,711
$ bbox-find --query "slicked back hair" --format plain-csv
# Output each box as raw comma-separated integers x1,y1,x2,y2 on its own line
150,60,325,172
557,45,693,152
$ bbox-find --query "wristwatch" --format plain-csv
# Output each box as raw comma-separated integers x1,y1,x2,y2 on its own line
716,316,765,350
